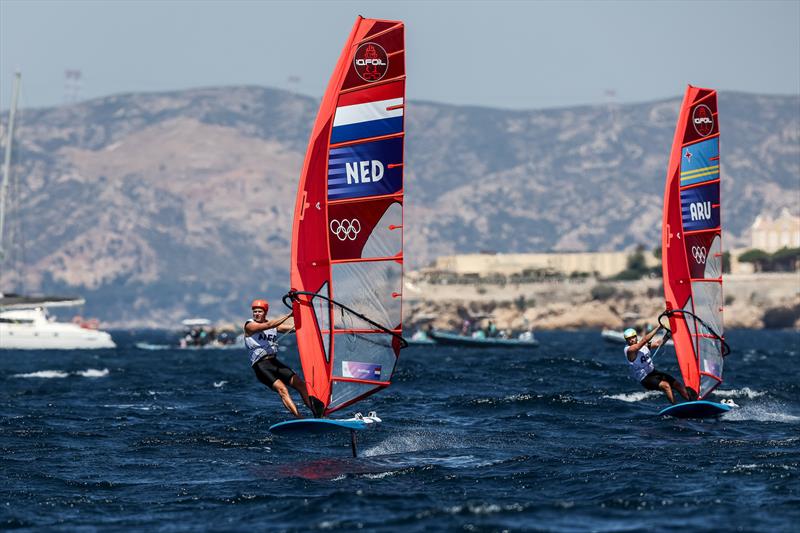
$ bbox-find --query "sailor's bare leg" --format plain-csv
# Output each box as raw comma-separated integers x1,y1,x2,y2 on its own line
673,381,691,401
289,374,313,410
659,380,676,404
272,380,302,418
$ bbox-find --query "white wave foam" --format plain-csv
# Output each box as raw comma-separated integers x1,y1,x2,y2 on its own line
727,463,759,472
76,368,109,378
722,402,800,423
361,431,466,457
444,503,525,516
713,387,766,399
362,471,400,479
12,370,69,379
12,368,109,379
214,381,228,388
102,404,157,411
474,393,538,404
724,462,796,474
603,391,661,403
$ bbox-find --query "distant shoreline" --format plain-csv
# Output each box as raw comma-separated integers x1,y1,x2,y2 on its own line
404,272,800,332
95,272,799,331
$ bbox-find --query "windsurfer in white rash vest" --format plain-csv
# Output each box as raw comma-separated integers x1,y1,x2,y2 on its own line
245,299,314,418
624,325,694,404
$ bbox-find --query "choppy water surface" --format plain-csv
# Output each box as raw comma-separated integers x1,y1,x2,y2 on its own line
2,329,798,531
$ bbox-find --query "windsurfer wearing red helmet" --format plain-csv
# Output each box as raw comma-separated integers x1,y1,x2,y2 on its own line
245,299,313,418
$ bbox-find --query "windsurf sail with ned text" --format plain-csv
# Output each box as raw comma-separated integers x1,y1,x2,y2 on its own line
661,85,728,400
288,16,406,417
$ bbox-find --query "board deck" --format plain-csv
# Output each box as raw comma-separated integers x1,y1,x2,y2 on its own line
269,415,380,436
658,400,732,419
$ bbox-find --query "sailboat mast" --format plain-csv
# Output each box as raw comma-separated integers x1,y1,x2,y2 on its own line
0,71,22,257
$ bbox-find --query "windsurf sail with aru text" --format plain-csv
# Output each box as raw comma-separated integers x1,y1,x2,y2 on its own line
288,17,406,417
661,85,728,399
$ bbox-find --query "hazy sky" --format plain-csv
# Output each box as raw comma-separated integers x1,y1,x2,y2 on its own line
1,0,798,111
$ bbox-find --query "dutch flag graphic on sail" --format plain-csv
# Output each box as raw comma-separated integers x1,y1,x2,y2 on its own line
331,81,404,144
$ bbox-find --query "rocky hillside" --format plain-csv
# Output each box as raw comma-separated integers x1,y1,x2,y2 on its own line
0,87,797,325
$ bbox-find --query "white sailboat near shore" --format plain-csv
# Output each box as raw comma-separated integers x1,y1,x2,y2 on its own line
0,72,115,350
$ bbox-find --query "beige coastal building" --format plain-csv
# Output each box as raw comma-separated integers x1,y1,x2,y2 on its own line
429,248,764,278
750,208,800,252
431,251,659,278
428,209,800,279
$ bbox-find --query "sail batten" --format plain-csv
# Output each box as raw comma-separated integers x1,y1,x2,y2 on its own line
662,85,725,400
330,133,406,149
291,17,406,416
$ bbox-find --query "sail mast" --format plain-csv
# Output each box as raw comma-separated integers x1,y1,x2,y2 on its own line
0,71,21,258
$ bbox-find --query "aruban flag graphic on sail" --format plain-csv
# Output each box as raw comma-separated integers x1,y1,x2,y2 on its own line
680,137,720,187
662,85,725,399
290,17,406,416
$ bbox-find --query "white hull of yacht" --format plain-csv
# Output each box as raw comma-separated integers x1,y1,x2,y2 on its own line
0,308,116,350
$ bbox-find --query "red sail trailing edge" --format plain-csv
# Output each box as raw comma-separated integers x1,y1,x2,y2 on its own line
662,85,725,399
290,17,406,415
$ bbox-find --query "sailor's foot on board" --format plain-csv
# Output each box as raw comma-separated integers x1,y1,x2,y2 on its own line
309,396,326,418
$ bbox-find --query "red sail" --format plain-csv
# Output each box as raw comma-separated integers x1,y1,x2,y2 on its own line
290,17,405,415
662,85,725,399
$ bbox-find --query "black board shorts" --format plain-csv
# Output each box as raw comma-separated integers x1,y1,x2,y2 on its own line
640,370,678,391
253,356,295,389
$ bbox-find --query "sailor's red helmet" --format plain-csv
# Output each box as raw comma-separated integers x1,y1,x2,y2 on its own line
251,299,269,312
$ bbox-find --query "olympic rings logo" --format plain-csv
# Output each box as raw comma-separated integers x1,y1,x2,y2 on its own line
330,218,361,241
692,246,707,264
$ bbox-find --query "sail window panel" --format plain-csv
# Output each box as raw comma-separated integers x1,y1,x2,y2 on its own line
329,382,379,411
361,202,402,259
690,281,723,338
331,261,402,331
681,297,699,350
698,336,723,376
332,332,397,382
700,373,721,399
703,235,722,280
311,283,332,362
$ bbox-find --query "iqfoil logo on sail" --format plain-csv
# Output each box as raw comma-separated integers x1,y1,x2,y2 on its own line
354,43,388,82
692,104,714,137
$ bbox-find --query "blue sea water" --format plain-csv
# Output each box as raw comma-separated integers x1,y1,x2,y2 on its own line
1,329,799,532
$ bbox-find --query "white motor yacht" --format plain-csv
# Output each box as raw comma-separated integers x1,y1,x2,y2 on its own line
0,296,116,350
